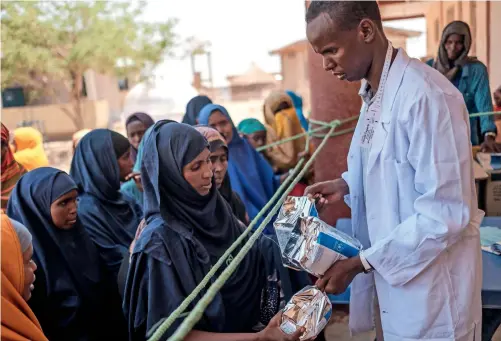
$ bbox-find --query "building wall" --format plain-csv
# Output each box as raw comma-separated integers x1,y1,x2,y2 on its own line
490,2,501,93
307,48,361,226
2,100,110,141
280,49,311,112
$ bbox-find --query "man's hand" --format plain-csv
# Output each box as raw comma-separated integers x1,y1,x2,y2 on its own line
316,256,365,295
304,178,349,212
480,135,501,153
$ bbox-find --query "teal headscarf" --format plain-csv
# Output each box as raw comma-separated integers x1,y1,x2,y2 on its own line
237,118,266,135
120,126,153,207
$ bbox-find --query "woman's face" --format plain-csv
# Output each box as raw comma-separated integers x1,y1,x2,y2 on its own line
50,189,78,230
208,111,233,143
117,150,133,181
22,244,37,301
126,120,147,150
182,148,213,196
445,33,465,61
243,131,266,149
210,147,228,189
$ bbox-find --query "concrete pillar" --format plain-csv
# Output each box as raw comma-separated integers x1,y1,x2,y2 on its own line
307,47,361,226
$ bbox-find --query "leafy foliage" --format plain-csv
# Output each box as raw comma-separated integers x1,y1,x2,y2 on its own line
1,1,177,128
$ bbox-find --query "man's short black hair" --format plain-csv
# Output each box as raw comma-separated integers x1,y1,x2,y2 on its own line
306,1,382,30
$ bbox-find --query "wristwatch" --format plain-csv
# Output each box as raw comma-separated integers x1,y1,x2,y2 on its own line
359,251,374,274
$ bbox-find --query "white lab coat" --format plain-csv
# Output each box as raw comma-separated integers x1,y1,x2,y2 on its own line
342,49,483,340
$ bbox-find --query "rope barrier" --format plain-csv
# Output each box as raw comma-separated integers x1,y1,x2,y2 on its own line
256,110,501,153
167,121,339,341
256,115,358,152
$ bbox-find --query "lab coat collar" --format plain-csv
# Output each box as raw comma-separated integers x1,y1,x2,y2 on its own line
365,47,411,172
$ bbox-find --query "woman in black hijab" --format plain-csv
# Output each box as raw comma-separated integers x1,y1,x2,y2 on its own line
7,167,127,340
123,121,305,341
70,129,142,281
182,95,212,125
195,126,248,224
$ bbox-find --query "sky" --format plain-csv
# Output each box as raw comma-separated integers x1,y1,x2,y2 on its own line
142,0,426,88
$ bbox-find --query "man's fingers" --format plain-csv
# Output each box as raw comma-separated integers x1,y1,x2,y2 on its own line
315,277,328,291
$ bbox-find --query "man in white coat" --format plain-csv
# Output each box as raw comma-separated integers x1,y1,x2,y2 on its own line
304,2,483,340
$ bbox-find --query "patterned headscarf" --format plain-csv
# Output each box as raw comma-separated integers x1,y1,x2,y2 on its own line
1,124,27,209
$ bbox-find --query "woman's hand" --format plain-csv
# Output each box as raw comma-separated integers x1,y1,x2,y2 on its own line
257,312,305,341
125,172,143,192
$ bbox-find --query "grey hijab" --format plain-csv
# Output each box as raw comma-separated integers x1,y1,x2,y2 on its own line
433,21,477,81
11,218,32,252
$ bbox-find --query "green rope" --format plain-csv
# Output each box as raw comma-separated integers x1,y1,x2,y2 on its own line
469,111,501,118
256,115,358,153
166,122,339,341
255,123,331,152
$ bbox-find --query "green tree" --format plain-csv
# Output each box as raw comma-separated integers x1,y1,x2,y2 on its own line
1,1,176,129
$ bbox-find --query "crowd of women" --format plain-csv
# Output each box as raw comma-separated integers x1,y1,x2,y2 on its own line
1,90,318,341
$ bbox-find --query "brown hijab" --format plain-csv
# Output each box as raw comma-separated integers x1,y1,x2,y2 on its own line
433,21,477,81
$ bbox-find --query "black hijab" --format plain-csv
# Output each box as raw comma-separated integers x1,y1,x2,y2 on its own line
6,167,127,340
124,121,264,339
182,95,213,126
142,120,241,258
70,129,142,280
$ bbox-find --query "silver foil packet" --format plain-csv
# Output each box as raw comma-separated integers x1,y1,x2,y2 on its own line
283,216,362,276
280,286,332,340
274,196,318,270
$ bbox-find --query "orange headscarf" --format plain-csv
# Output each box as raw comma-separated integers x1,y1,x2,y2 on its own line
263,91,307,172
13,127,49,171
1,213,48,341
1,124,27,209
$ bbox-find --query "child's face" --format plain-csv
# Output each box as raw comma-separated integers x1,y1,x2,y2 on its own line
244,131,266,149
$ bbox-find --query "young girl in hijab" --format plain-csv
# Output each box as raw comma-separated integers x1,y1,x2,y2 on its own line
182,95,213,125
123,121,306,341
70,129,142,281
198,104,288,234
195,126,248,224
1,123,26,209
121,127,153,208
1,213,47,341
125,112,155,163
12,126,49,171
7,168,128,340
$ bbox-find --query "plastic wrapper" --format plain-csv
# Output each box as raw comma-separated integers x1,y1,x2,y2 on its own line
284,216,362,276
274,196,318,270
274,196,362,276
280,286,332,340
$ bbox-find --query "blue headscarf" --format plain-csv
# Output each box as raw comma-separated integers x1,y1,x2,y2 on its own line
121,126,154,207
286,90,309,131
124,121,264,338
70,129,142,280
182,95,213,125
7,167,127,340
198,104,279,233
